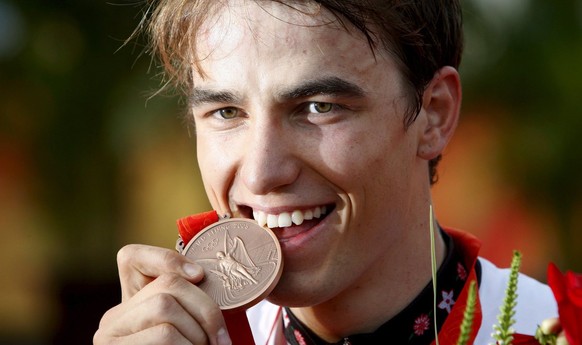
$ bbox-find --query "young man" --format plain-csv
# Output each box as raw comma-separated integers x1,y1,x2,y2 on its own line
94,1,558,344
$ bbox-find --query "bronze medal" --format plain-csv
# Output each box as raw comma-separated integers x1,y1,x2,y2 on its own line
181,218,283,311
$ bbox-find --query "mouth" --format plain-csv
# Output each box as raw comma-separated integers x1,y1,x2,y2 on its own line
237,204,334,240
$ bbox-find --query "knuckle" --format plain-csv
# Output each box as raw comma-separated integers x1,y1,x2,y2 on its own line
156,323,181,344
97,309,111,328
192,330,210,345
161,249,183,270
93,328,120,345
99,303,121,325
117,244,138,268
157,272,185,290
151,293,178,315
96,304,120,333
92,329,105,345
93,306,126,345
198,303,223,330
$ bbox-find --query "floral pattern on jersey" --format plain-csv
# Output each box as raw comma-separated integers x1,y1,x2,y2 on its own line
457,262,468,281
283,231,471,345
294,329,307,345
438,290,456,314
413,314,431,336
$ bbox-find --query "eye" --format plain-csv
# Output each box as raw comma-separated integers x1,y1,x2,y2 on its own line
215,107,239,119
307,102,333,114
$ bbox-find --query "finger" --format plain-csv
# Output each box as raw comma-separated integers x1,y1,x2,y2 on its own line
149,273,230,345
117,244,203,300
95,322,195,345
105,292,209,344
102,273,229,345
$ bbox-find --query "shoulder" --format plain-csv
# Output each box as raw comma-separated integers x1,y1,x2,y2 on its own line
474,257,558,344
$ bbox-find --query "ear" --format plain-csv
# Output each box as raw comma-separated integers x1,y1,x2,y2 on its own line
417,66,461,160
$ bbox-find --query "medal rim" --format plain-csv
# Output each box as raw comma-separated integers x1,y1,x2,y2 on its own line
181,218,283,311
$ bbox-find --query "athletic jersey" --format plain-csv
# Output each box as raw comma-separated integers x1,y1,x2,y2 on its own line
246,229,558,345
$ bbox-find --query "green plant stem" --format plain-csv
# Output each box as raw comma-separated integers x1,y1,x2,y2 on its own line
430,205,440,345
456,280,477,345
492,251,522,345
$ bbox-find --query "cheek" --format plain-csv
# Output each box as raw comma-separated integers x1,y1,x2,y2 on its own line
196,135,235,195
196,137,214,176
316,125,406,185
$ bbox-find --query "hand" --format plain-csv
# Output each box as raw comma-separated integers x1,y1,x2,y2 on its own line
93,244,232,345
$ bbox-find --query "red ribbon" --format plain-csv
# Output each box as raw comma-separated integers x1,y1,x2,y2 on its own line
177,210,220,245
177,211,255,345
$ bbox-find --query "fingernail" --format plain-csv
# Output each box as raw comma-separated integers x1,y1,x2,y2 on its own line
182,263,202,277
217,327,232,345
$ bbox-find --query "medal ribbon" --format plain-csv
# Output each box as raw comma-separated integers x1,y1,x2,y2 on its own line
177,211,256,345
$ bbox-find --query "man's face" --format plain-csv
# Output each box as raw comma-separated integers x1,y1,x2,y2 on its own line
190,2,428,306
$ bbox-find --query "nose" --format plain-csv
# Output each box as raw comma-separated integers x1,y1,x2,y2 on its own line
240,119,300,195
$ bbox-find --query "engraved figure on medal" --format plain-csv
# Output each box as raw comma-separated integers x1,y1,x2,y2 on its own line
210,232,260,290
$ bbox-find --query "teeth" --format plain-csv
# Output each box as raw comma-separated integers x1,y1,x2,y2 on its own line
253,206,329,229
267,214,278,228
291,210,304,226
278,212,292,227
257,212,267,227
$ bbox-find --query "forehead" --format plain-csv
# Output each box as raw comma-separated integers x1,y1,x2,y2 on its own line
187,0,409,105
200,2,338,50
194,1,386,78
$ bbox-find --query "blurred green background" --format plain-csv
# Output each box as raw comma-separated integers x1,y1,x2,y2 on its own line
0,0,580,344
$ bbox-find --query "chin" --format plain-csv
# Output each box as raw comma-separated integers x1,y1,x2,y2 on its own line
266,288,315,308
266,272,333,307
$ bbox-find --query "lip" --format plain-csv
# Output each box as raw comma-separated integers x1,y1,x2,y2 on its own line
275,216,328,252
272,212,334,260
236,203,335,254
272,216,326,241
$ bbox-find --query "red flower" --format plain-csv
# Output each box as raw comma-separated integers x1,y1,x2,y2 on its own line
547,262,582,345
507,334,540,344
413,314,430,336
294,329,307,345
457,262,468,281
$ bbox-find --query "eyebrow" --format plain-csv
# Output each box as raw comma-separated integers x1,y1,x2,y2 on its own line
190,89,243,107
276,77,366,101
189,76,366,107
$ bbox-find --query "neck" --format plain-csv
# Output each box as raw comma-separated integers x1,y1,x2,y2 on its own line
290,217,446,342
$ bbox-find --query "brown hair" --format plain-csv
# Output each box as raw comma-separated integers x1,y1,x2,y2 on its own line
144,0,463,184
